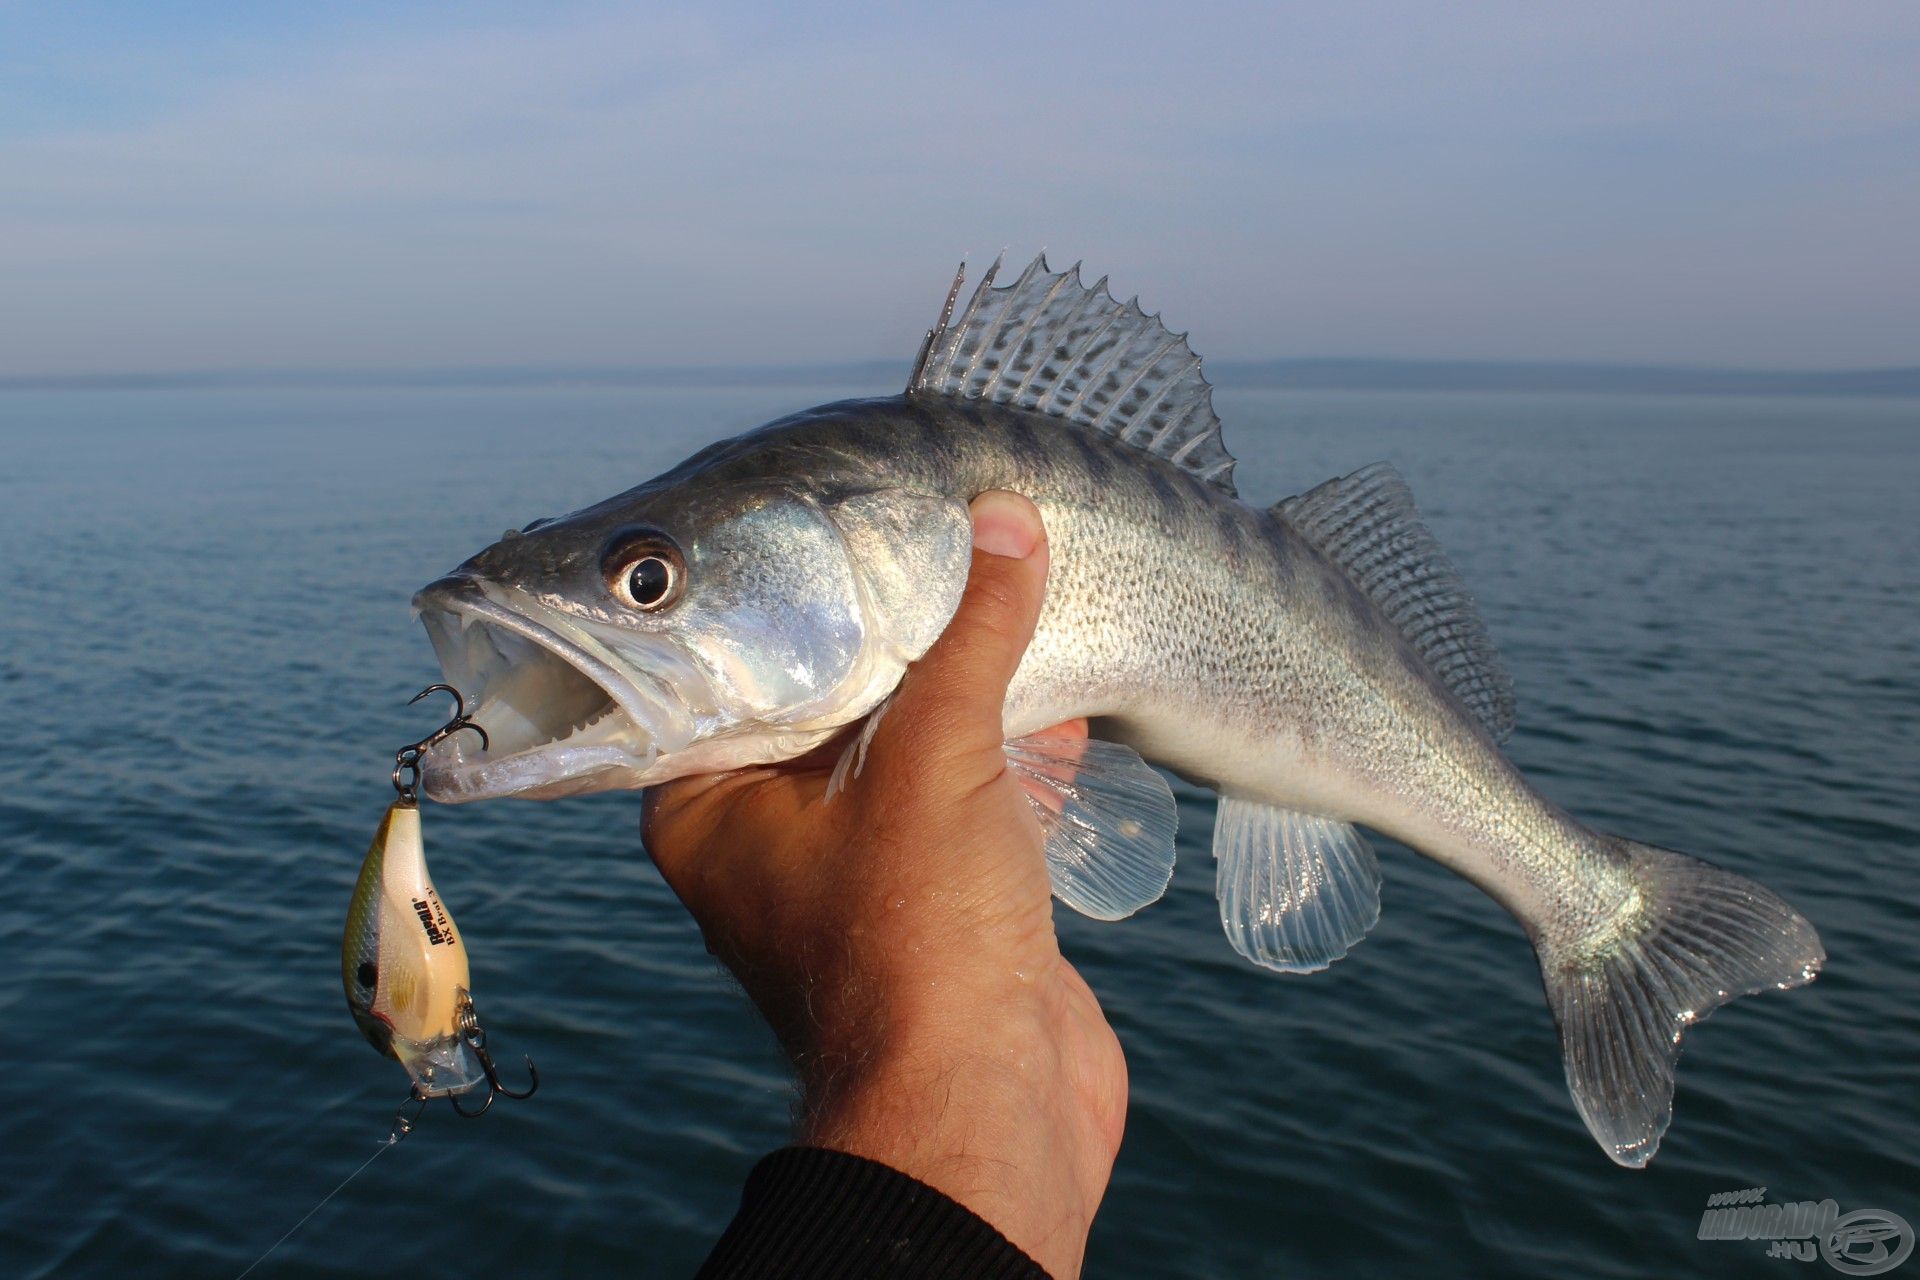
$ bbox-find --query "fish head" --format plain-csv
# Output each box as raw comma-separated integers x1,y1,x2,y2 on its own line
412,469,972,802
341,802,489,1097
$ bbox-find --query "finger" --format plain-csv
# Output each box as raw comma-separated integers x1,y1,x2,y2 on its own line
882,490,1049,758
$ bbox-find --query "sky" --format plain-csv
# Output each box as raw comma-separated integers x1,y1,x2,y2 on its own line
3,1,1917,375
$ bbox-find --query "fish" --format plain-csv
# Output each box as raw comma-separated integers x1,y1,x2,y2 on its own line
408,255,1824,1166
342,799,489,1099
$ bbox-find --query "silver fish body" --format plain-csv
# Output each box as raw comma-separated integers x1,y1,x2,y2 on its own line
412,258,1822,1166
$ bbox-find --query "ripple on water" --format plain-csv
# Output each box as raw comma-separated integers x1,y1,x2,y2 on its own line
3,386,1916,1278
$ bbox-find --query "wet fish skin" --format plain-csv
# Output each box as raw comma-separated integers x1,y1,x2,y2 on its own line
475,394,1610,933
410,259,1823,1167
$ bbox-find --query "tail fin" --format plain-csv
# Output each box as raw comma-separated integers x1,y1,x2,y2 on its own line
1538,840,1824,1168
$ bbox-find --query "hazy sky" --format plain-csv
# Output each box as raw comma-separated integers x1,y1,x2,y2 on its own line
4,1,1917,374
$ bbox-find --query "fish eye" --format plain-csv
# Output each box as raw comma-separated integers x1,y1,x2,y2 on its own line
603,530,685,612
355,961,377,990
628,556,674,606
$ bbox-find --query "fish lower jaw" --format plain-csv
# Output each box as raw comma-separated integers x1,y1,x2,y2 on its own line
422,737,655,802
422,700,656,801
414,592,682,800
466,688,629,757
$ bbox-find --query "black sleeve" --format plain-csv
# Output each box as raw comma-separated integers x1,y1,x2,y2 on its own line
695,1146,1054,1279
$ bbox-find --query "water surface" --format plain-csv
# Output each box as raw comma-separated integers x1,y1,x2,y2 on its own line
2,384,1915,1277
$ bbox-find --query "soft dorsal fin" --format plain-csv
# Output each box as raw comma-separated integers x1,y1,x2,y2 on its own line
1276,464,1516,742
909,255,1236,492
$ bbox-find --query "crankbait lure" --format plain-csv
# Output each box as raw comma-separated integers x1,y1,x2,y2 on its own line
341,684,537,1116
234,687,543,1278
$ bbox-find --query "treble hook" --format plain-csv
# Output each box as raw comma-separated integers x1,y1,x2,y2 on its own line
392,684,489,802
447,1024,540,1118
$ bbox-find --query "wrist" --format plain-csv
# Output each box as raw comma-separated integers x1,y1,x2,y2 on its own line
794,966,1115,1279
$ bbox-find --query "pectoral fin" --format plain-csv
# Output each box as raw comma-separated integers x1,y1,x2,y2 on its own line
824,696,893,801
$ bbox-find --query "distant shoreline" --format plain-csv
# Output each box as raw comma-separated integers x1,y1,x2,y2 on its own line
4,358,1917,398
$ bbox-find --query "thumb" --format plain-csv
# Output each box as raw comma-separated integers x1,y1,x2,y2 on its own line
883,490,1049,760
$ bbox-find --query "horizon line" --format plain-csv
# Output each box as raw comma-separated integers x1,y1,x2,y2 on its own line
3,356,1918,397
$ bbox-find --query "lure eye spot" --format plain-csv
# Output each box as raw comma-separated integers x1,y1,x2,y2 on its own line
356,961,378,990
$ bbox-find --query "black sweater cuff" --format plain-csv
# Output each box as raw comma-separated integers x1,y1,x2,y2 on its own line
696,1146,1053,1279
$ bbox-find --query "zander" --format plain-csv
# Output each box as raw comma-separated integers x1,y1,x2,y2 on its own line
411,257,1822,1166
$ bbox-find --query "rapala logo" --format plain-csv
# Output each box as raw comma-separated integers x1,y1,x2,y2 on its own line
410,891,454,946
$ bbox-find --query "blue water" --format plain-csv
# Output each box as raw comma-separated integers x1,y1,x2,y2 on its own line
2,384,1916,1278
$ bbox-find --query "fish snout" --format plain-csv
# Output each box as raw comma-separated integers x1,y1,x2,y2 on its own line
411,571,486,619
409,573,703,801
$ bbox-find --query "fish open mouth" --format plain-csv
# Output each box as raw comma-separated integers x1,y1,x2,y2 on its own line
410,577,692,802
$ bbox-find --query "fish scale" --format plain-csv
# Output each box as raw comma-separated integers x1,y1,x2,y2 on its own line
408,255,1823,1168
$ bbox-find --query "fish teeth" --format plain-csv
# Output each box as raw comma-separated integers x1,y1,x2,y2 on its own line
555,701,618,743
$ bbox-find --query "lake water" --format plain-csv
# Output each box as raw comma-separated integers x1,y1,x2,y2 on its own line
2,383,1915,1278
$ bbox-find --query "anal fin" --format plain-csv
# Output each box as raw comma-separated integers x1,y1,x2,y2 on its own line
1006,734,1178,922
1213,797,1381,973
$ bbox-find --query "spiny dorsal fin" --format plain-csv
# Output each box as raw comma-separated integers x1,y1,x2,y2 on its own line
909,254,1236,493
1276,463,1516,742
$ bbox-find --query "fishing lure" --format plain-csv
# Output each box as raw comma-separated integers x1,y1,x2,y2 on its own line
341,684,538,1116
233,688,544,1277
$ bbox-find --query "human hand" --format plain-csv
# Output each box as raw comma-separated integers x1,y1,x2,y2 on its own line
642,491,1125,1280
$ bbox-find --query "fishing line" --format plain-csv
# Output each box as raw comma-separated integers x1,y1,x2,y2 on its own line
231,1099,422,1280
237,686,541,1277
